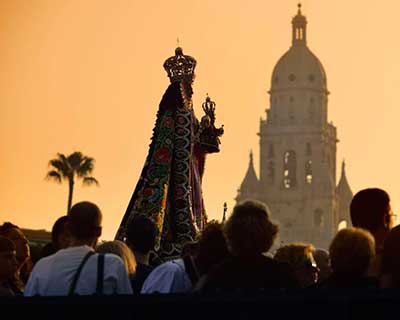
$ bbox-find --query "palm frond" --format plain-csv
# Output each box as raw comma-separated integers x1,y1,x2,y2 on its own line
67,152,84,171
56,153,68,162
77,157,95,177
45,170,62,183
82,176,99,187
48,158,70,177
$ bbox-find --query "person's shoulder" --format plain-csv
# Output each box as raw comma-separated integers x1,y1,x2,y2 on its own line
144,259,186,283
155,259,185,272
32,252,57,271
141,259,187,294
102,253,125,267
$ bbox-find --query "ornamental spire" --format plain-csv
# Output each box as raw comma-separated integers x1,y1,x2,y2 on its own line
337,159,352,198
292,2,307,46
241,150,258,187
341,160,346,176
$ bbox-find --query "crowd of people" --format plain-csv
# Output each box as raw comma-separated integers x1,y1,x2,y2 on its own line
1,187,400,297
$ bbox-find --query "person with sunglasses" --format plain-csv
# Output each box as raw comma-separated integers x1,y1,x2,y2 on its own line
274,243,319,288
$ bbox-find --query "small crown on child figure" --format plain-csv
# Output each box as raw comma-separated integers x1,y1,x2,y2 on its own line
163,47,197,83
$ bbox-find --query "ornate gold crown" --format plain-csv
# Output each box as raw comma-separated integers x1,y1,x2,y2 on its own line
163,47,197,83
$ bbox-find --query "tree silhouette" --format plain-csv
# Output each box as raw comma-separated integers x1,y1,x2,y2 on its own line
46,152,99,214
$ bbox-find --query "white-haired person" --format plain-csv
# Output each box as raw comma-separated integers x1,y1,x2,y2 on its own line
320,228,377,288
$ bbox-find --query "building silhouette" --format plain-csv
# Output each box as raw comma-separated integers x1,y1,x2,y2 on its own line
236,4,353,249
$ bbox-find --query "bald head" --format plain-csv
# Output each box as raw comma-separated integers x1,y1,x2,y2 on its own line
68,202,102,243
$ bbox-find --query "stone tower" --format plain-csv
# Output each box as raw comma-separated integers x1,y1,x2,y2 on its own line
236,4,352,249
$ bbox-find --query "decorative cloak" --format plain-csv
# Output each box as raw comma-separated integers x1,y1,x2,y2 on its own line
116,81,208,261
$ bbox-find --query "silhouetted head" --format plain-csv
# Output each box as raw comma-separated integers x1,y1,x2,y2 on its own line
0,222,30,266
225,200,278,256
125,215,158,255
274,243,318,288
350,188,393,235
51,215,70,250
68,202,102,246
329,228,375,276
196,222,229,275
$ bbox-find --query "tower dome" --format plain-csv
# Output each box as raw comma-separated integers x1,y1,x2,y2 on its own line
270,4,327,93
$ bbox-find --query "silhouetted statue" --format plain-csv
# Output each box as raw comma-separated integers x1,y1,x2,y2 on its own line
116,47,223,261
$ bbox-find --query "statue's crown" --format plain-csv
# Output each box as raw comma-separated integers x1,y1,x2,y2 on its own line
163,47,197,83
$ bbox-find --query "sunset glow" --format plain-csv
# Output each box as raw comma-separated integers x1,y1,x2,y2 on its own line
1,0,399,240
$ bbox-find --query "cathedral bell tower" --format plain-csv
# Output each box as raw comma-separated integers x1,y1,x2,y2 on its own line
292,3,307,46
237,4,346,249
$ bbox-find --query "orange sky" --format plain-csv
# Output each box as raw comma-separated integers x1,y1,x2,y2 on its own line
1,0,399,240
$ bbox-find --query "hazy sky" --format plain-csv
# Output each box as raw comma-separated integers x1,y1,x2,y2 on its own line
1,0,399,240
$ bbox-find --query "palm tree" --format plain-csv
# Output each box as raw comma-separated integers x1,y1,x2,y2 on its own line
46,152,99,214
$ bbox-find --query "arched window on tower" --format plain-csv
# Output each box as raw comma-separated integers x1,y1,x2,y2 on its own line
305,160,312,184
283,151,297,189
294,27,305,41
296,28,302,40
